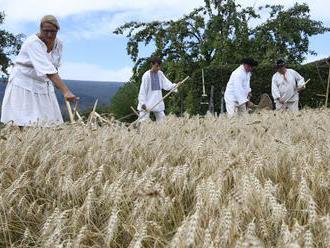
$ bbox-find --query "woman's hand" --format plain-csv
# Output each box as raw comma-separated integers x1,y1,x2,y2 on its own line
64,90,76,102
47,73,76,102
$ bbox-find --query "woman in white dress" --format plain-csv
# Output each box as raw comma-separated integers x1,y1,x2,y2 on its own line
1,15,76,127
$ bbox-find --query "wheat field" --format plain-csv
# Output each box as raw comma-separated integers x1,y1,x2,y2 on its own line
0,109,329,247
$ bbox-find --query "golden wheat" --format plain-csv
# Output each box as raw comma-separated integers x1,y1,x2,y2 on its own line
0,109,329,247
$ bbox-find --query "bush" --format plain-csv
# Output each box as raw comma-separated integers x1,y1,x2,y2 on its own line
110,82,139,122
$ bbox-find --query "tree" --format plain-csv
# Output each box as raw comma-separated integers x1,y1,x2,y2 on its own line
110,81,139,122
0,12,23,76
115,0,328,72
252,4,329,63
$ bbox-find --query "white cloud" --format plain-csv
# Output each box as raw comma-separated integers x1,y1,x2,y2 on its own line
60,10,163,42
1,0,328,23
304,54,329,64
60,62,132,82
0,0,203,24
1,0,204,40
1,0,328,80
1,0,328,40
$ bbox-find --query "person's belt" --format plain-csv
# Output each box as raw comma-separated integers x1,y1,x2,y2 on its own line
15,62,34,68
14,63,47,83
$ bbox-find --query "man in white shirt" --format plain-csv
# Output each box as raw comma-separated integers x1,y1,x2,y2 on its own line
137,57,176,122
272,59,305,111
224,58,258,118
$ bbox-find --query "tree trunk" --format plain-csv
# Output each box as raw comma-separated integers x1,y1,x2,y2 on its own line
325,65,330,107
209,85,215,114
220,87,225,114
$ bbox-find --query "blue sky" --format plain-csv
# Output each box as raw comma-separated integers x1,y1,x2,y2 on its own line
1,0,329,82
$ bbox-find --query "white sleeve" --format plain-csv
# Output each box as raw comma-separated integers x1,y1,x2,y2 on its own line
160,71,176,91
232,72,248,105
52,39,63,69
138,74,148,106
246,74,251,93
294,70,305,88
272,75,281,100
27,40,58,77
248,84,251,94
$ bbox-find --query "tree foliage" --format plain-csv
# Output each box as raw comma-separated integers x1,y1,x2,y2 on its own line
0,12,23,76
110,82,139,122
115,0,329,74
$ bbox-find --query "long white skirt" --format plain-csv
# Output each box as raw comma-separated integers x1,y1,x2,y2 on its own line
1,82,64,127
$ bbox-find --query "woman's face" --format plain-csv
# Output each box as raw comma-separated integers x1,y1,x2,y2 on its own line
40,22,58,44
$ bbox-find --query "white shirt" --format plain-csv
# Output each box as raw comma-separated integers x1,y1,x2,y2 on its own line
9,34,62,94
137,70,176,112
224,65,251,105
272,69,304,102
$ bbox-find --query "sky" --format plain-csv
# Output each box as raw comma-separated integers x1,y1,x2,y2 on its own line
0,0,329,82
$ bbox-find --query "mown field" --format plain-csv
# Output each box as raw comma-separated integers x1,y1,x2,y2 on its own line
0,110,329,247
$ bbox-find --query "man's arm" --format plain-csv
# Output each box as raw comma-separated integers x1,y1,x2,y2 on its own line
160,72,177,91
234,73,249,105
138,74,148,110
271,76,283,103
294,70,305,91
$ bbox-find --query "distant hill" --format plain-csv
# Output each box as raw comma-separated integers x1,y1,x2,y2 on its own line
57,80,124,112
0,79,124,117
